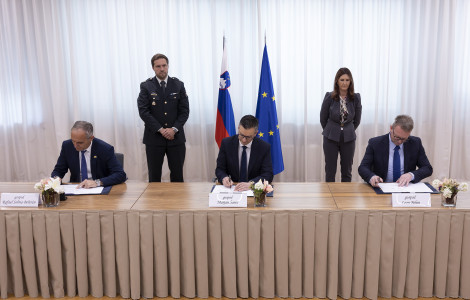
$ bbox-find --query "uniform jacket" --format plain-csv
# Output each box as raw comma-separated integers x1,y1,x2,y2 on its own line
137,76,190,146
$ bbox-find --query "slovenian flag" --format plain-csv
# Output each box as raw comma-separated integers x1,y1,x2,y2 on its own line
255,43,284,175
215,36,236,148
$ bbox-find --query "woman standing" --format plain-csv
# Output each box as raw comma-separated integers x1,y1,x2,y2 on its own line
320,68,362,182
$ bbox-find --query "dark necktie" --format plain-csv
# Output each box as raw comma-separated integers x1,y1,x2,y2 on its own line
81,150,88,181
393,145,401,182
240,146,247,182
160,81,166,95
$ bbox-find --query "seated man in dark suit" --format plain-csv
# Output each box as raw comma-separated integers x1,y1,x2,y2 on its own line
216,115,273,191
51,121,127,188
358,115,433,187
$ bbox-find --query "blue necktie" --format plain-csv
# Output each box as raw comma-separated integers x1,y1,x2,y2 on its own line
393,145,401,182
81,150,88,181
239,146,247,182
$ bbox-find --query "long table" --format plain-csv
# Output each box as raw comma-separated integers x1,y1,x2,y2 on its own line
1,182,469,299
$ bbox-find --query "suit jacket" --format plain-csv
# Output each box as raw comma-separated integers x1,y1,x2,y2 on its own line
320,92,362,142
358,134,433,184
215,135,273,183
51,138,127,187
137,76,190,146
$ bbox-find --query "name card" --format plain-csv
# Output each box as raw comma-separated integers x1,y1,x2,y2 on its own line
392,193,431,207
209,192,247,207
0,193,40,207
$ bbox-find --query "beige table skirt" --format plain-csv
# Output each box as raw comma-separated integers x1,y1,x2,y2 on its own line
1,210,470,299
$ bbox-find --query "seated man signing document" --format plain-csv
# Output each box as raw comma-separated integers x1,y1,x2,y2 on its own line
51,121,127,188
358,115,433,187
216,115,273,191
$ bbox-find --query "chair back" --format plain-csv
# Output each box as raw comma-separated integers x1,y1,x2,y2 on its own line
115,152,124,167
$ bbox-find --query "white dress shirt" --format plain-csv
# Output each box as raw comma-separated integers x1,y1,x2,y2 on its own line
156,76,168,87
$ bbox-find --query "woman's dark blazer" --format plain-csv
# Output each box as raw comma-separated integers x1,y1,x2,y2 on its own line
320,92,362,143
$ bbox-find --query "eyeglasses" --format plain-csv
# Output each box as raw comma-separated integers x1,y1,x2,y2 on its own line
238,133,255,140
392,128,408,142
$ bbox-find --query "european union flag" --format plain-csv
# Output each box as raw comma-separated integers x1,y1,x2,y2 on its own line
255,44,284,175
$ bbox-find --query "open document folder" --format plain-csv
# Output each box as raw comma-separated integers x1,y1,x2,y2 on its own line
377,182,435,193
211,185,274,197
211,185,254,196
62,184,106,195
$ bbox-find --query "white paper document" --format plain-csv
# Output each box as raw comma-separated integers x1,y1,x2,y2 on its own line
378,182,433,193
211,185,254,197
62,184,104,195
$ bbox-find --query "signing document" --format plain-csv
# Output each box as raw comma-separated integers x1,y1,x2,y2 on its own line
378,182,433,193
62,184,104,195
212,185,254,196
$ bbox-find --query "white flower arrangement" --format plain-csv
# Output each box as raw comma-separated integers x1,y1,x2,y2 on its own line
250,179,273,196
432,178,467,199
34,177,64,195
250,179,273,207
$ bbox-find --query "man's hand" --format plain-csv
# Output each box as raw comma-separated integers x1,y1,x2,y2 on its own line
396,173,413,187
222,176,232,187
369,175,383,187
234,182,251,191
160,128,175,140
77,179,98,189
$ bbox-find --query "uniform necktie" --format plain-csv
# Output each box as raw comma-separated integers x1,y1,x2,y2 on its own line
393,146,401,182
160,81,166,95
240,146,247,182
81,150,88,181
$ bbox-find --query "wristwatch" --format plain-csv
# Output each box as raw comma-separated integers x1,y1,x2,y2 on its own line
95,179,101,187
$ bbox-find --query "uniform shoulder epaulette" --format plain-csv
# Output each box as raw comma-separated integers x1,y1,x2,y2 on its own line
171,76,181,82
147,77,153,81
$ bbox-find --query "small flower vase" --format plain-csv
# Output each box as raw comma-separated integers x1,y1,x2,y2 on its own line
42,192,60,207
254,192,267,207
441,193,457,207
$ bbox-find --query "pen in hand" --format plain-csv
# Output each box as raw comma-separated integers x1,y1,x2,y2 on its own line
222,175,232,187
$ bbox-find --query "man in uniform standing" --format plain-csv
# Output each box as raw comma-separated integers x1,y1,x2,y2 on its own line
137,53,189,182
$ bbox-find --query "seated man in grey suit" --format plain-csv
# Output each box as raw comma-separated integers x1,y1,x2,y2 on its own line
216,115,273,191
51,121,127,188
358,115,433,187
